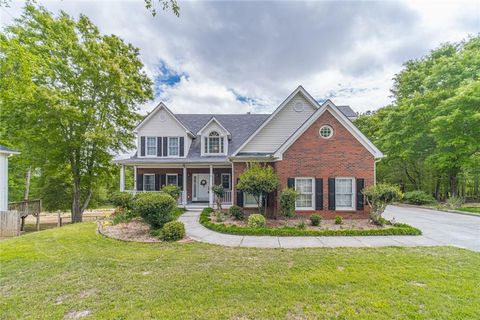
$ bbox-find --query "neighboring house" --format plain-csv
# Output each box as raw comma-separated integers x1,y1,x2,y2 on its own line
115,86,383,218
0,145,20,211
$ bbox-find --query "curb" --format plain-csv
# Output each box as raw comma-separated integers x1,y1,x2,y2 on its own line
395,204,480,218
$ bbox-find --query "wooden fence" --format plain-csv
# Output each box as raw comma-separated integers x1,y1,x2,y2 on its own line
8,199,42,231
0,210,20,237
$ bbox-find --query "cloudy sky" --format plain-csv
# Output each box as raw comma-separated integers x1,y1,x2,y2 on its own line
1,0,479,115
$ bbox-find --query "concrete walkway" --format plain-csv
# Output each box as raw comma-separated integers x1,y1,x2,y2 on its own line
178,206,479,251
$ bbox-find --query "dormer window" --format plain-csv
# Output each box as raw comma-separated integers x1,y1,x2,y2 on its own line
204,131,224,154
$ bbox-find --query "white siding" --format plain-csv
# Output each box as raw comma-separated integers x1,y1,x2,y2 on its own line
241,93,316,153
137,108,191,156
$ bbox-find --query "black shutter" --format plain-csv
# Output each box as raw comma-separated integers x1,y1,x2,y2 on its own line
328,177,335,210
236,191,244,207
315,178,323,210
137,174,143,191
287,178,295,189
155,174,160,191
178,174,183,189
140,137,145,156
157,137,162,157
179,137,184,157
163,137,168,157
356,178,365,210
161,174,166,187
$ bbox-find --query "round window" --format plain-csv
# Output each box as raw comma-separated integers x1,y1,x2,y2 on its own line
319,125,333,139
294,101,304,112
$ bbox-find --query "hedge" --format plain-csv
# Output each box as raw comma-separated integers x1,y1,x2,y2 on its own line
199,208,421,237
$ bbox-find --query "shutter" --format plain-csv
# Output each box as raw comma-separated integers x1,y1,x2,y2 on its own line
315,178,323,210
328,177,336,210
178,174,183,189
155,174,160,191
236,191,244,207
356,178,365,210
137,174,143,191
161,174,166,188
179,137,185,157
140,137,145,157
163,137,168,157
287,178,295,189
157,137,162,157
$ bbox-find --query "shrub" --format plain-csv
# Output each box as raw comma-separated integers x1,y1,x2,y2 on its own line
335,216,343,225
215,211,225,222
111,209,137,225
310,214,321,226
109,192,134,210
204,207,214,214
446,196,464,209
229,205,244,220
133,192,177,228
160,221,185,241
247,214,266,228
297,219,306,230
363,183,403,225
404,190,436,205
161,185,182,200
280,188,298,218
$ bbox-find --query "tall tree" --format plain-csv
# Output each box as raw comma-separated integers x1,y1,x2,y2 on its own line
0,5,153,221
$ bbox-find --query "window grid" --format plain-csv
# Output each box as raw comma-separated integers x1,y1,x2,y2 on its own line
295,178,314,209
143,174,155,191
166,174,178,186
319,125,333,139
146,137,156,156
244,193,257,207
335,178,354,209
206,131,224,154
221,174,231,190
168,137,179,156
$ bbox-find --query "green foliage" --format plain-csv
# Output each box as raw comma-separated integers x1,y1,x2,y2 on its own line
237,164,279,214
144,0,180,17
199,209,421,237
363,183,403,224
160,221,185,241
310,214,321,226
161,185,181,200
446,196,464,210
335,216,343,225
296,219,306,230
229,205,244,220
211,185,225,210
110,192,134,209
112,210,136,225
247,214,266,228
133,193,176,228
404,190,436,205
215,211,225,222
280,188,298,218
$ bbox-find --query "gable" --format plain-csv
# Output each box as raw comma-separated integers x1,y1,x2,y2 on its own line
239,91,316,153
197,117,230,137
137,107,187,137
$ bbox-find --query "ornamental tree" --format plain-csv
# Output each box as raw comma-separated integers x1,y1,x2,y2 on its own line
363,183,403,225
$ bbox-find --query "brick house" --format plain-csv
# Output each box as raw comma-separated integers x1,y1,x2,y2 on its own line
115,86,384,218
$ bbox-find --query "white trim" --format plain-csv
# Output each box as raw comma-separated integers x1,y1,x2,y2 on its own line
197,117,231,137
145,136,157,157
243,192,258,208
221,173,231,190
166,173,178,186
335,177,356,211
232,85,320,156
202,132,227,156
143,173,156,191
319,125,333,139
274,101,384,159
192,173,210,202
134,102,193,136
167,137,180,157
294,177,315,211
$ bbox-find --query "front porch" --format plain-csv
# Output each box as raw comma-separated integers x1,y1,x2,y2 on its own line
119,164,233,208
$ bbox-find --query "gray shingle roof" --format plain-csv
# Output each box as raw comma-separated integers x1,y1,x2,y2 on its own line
0,145,19,154
337,105,357,118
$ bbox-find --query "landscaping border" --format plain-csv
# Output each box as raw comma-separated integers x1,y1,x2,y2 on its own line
200,209,422,237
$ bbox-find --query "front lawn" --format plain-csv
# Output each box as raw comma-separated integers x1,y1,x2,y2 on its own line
1,223,479,319
458,207,480,215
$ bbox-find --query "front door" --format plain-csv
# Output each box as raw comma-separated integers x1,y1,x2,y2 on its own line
193,174,210,202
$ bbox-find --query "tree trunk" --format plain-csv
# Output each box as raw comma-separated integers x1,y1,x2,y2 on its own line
434,178,441,201
24,166,31,200
449,175,458,198
72,177,82,223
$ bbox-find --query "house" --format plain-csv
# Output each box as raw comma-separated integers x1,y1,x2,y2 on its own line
115,86,384,218
0,145,20,211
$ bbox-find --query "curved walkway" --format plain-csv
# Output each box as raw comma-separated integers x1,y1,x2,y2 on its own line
179,206,479,250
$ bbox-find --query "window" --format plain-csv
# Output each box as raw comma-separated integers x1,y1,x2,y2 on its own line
143,174,155,191
168,137,179,156
221,173,231,190
244,192,257,207
295,178,314,209
319,125,333,139
335,177,355,210
166,174,178,186
205,131,224,154
146,137,157,156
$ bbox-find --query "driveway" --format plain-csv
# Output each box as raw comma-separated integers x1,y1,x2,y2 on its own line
384,205,480,252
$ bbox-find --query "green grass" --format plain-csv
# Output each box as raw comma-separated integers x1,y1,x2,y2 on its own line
458,207,480,214
1,223,479,319
201,209,422,237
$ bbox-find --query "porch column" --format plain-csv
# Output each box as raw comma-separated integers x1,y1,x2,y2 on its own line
120,165,125,192
209,165,214,207
182,166,187,206
133,166,137,191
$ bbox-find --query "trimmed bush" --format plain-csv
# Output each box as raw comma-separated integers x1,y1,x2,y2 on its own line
160,221,185,241
162,185,182,200
310,214,321,226
280,188,298,218
134,192,177,228
247,214,266,228
110,192,134,210
229,205,244,220
404,190,436,205
335,216,343,225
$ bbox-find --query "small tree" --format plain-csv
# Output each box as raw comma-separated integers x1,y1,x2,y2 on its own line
280,188,298,218
363,183,403,225
237,164,279,215
211,184,224,211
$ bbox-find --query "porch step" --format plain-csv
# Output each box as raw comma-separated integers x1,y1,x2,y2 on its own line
185,205,210,211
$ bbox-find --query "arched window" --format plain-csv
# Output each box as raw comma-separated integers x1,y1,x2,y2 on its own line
204,131,224,154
